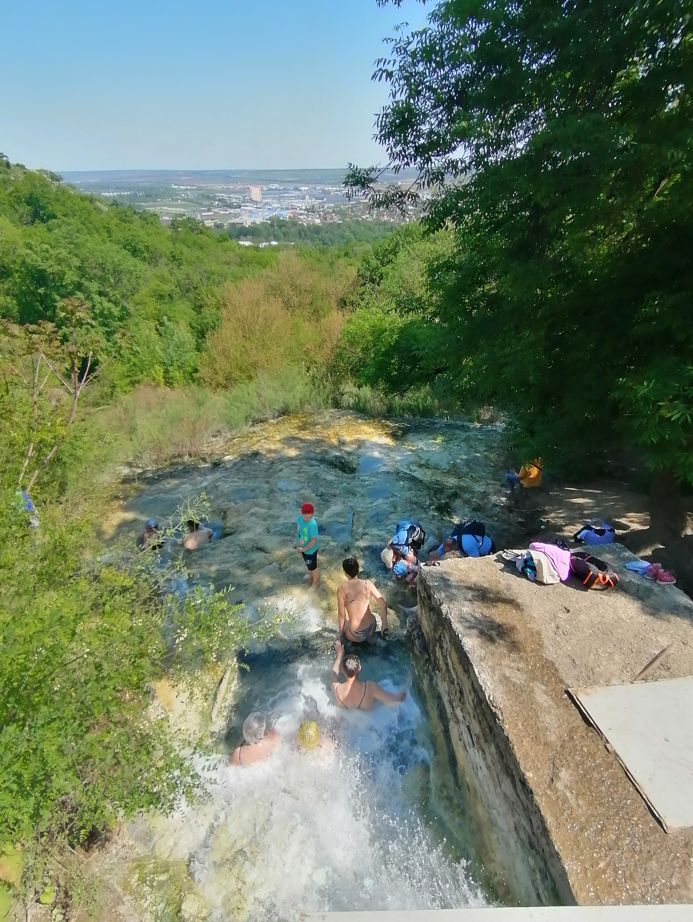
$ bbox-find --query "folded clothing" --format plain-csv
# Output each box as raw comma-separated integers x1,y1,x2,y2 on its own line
529,542,571,582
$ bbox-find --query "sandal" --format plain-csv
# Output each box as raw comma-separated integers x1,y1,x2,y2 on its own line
643,564,662,580
657,568,676,585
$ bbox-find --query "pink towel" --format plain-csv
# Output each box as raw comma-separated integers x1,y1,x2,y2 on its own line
529,542,571,582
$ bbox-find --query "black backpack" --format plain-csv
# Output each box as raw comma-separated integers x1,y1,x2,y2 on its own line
405,523,426,551
570,552,619,590
453,520,486,541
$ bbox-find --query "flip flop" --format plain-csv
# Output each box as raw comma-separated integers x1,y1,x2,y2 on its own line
657,569,676,584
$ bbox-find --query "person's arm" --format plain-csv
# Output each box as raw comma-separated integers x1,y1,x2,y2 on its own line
369,582,388,635
372,682,406,705
337,587,347,637
302,536,317,553
331,640,344,699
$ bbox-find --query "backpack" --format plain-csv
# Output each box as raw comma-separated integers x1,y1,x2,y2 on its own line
570,552,619,590
393,521,426,552
453,520,486,542
573,522,616,546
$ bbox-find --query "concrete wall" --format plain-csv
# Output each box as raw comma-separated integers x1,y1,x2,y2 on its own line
417,576,575,907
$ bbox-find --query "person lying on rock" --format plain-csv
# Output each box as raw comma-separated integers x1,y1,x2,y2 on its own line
229,712,280,767
337,556,388,642
182,518,213,550
296,502,319,589
331,641,406,710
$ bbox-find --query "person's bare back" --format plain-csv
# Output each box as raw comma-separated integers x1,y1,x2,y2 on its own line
330,641,406,710
182,519,213,550
337,557,387,642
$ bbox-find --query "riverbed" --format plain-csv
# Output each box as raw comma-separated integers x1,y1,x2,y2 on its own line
103,411,519,921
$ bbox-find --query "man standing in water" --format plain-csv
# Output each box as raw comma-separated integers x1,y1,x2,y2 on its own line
337,557,388,642
182,519,213,550
331,640,407,710
296,502,319,589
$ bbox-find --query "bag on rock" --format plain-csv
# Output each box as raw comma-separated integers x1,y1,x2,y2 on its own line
570,552,619,590
573,521,615,546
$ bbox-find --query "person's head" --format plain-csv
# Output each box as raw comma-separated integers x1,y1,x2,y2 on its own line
145,518,159,532
242,712,267,745
186,519,199,532
342,653,361,678
301,502,314,522
297,720,321,751
342,557,360,579
392,546,404,563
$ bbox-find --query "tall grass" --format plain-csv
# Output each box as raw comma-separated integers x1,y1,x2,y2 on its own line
334,382,461,419
94,368,326,468
198,250,354,390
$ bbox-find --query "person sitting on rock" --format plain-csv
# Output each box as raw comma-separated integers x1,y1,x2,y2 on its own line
182,518,213,550
139,518,163,551
337,556,388,642
331,641,407,710
505,458,544,493
229,712,280,767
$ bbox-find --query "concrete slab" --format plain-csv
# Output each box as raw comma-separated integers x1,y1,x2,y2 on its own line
417,544,693,905
570,677,693,832
308,907,693,922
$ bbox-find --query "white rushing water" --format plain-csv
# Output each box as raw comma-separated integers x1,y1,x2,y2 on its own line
143,651,486,921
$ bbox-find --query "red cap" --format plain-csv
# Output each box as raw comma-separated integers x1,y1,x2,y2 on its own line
301,503,314,515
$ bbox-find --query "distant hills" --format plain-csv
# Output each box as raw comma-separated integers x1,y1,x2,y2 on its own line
61,168,419,187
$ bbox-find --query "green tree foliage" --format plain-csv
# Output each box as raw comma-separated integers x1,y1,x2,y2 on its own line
350,0,693,504
0,159,278,393
227,216,398,248
332,223,453,393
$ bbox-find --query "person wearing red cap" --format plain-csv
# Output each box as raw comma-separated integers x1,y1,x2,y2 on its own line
296,502,319,588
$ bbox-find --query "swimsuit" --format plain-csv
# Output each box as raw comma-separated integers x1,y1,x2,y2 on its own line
347,618,377,642
238,740,247,766
345,596,377,641
337,682,369,710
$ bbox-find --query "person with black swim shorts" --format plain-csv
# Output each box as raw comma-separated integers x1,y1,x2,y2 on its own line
296,502,319,589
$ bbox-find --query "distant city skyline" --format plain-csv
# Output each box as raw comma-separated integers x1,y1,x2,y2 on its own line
0,1,424,172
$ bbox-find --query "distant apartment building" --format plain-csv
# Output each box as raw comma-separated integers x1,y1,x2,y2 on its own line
249,185,262,202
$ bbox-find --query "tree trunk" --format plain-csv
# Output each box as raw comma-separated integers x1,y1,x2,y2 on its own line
648,470,689,542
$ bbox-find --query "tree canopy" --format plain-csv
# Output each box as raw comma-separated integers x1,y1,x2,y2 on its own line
348,0,693,514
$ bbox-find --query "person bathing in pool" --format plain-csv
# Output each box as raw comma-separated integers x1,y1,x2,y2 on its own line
331,640,407,710
229,712,279,767
337,556,388,642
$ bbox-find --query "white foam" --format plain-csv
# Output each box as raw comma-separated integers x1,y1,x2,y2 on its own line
139,660,486,920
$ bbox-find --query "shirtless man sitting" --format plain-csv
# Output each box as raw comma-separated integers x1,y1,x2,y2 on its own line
181,519,213,550
337,557,388,642
331,640,407,711
229,712,280,767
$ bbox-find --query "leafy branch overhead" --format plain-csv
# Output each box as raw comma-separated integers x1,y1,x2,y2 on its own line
345,0,693,512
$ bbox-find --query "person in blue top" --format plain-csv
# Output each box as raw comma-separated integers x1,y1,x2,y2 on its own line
296,502,319,589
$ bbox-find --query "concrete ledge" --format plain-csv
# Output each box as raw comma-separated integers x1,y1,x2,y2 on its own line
416,547,693,905
307,907,693,922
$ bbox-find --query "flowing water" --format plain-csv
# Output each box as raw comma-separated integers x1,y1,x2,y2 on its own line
105,411,518,921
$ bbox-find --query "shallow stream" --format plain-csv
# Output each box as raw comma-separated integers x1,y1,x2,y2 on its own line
105,412,518,920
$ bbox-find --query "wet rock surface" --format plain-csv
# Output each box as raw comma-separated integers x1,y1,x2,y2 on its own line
100,412,516,921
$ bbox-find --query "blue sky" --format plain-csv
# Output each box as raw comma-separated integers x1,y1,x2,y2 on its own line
0,0,423,171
